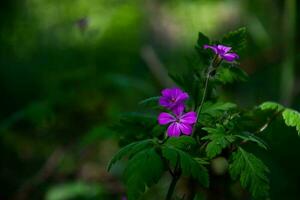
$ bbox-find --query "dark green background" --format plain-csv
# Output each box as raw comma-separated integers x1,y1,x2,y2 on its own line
0,0,299,199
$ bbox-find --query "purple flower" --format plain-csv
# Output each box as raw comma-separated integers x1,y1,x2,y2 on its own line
203,44,239,62
159,88,189,110
158,106,197,137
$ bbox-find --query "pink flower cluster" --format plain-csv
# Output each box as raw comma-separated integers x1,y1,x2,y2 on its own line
158,88,197,137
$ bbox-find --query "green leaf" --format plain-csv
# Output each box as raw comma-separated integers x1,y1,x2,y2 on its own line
138,96,160,108
195,32,211,65
201,101,237,117
165,136,197,151
113,112,157,144
259,101,284,111
107,139,154,171
124,149,164,200
235,132,268,150
168,72,203,106
229,147,270,198
202,125,235,158
258,102,300,135
193,192,206,200
168,73,186,89
282,109,300,135
46,181,103,200
221,27,247,53
215,64,248,84
197,32,210,47
162,147,209,187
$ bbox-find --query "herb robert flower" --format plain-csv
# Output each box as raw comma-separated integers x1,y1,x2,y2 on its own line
204,44,239,62
158,88,197,137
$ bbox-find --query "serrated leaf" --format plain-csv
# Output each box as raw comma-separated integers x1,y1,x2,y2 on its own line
259,101,284,111
107,139,154,171
201,101,237,117
165,136,196,151
162,147,209,187
124,149,164,200
282,109,300,135
236,132,268,150
221,27,247,53
229,147,270,198
215,64,248,84
202,125,235,158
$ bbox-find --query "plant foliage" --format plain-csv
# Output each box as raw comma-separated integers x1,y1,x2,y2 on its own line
108,27,300,200
229,147,270,198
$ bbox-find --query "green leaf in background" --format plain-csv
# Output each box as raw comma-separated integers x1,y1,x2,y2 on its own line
193,192,206,200
195,32,211,65
162,146,209,187
282,109,300,135
197,32,210,47
123,149,164,200
46,182,104,200
235,132,268,150
138,96,160,108
201,101,237,117
229,147,270,199
259,101,284,111
215,64,248,84
113,112,157,144
202,125,235,158
107,139,154,171
165,136,197,151
168,72,203,106
259,102,300,135
221,27,247,53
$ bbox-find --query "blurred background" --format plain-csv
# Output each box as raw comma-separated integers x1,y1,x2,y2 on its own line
0,0,299,199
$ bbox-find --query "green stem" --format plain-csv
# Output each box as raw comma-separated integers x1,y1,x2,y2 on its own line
196,72,210,120
165,174,180,200
255,110,282,134
195,55,219,121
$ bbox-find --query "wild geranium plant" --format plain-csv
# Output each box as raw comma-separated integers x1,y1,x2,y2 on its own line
108,28,300,200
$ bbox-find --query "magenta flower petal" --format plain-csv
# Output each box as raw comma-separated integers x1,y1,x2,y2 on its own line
180,111,197,124
161,88,174,97
204,44,239,62
221,52,239,62
217,45,231,54
159,96,170,107
179,123,193,135
158,112,176,125
203,44,218,54
158,88,197,137
176,92,189,102
172,104,185,116
167,122,181,137
159,87,189,109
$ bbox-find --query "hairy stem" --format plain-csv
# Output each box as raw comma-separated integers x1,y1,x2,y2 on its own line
196,72,210,120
